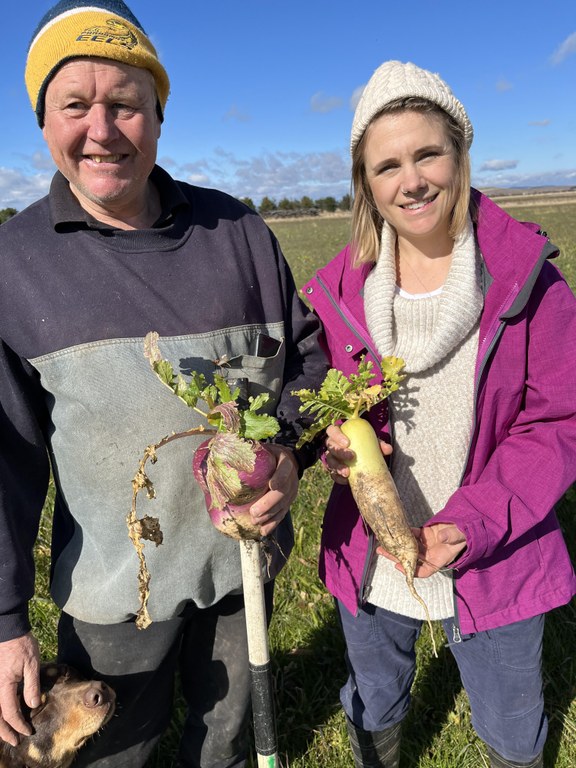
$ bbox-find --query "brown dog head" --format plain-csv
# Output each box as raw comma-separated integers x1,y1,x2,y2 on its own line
0,664,116,768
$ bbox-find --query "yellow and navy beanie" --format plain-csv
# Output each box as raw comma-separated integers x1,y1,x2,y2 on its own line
25,0,170,126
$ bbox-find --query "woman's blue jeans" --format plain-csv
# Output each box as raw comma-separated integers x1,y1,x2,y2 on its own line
337,600,547,764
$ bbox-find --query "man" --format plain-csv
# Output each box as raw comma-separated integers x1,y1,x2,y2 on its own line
0,1,326,765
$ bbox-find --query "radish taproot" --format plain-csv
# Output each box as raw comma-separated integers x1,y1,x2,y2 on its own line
293,357,438,657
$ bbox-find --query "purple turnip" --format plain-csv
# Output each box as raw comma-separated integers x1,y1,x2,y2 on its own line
192,434,277,540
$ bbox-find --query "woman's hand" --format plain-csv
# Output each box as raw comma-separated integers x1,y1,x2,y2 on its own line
324,424,392,484
413,523,467,577
376,523,466,577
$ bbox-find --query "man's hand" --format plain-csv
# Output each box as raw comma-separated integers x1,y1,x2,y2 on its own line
0,633,41,746
249,445,299,537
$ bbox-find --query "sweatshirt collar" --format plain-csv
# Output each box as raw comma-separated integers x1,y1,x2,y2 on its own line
49,165,190,232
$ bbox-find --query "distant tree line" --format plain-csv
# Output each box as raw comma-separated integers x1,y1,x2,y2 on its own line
0,194,353,224
0,208,17,224
239,194,352,218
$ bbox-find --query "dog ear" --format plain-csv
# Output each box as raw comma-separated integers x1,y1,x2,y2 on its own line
40,663,82,691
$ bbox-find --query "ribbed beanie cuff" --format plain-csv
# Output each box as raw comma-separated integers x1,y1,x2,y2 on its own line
25,0,170,126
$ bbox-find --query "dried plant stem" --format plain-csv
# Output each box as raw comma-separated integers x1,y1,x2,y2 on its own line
127,426,216,629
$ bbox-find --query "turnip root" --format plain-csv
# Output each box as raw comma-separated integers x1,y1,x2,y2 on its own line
133,333,282,760
293,357,438,657
192,437,277,540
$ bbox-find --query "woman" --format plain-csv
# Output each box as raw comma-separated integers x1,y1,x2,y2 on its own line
303,60,576,768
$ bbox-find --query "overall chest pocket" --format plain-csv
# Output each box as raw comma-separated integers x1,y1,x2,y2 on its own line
222,333,286,411
175,327,286,413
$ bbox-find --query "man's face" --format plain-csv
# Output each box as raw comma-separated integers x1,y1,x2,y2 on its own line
42,58,161,221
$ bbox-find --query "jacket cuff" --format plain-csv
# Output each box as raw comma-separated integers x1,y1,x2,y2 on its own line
425,510,489,569
0,607,32,643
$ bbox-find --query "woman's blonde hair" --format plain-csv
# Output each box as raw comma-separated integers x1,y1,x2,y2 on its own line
350,98,473,266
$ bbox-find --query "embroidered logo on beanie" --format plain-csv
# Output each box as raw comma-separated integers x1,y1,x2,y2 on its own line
76,19,138,50
25,0,170,126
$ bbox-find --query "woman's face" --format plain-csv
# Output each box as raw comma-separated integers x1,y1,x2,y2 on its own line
363,109,459,247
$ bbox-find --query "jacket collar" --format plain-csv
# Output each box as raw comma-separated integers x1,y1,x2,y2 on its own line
314,244,373,329
308,189,558,349
472,188,558,319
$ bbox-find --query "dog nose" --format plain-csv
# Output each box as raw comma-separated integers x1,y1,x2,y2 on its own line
83,681,115,709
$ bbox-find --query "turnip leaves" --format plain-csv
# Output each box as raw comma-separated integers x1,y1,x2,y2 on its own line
144,331,280,440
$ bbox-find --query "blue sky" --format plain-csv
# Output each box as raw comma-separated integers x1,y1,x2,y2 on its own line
1,0,575,211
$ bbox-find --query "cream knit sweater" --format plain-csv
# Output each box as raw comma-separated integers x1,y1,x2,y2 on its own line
362,218,483,620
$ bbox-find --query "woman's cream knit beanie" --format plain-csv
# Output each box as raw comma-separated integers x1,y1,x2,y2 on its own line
351,60,473,155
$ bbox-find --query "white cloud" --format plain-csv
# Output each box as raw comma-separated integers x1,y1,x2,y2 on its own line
229,149,351,201
166,148,351,204
156,155,178,169
472,168,576,188
479,159,519,172
496,79,513,92
30,150,55,171
0,168,51,209
187,173,211,185
310,92,343,114
528,120,551,127
550,31,576,65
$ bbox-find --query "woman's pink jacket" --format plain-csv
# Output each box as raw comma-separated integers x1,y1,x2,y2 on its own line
302,190,576,635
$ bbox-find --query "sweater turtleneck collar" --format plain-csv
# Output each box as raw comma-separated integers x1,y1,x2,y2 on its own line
364,216,483,373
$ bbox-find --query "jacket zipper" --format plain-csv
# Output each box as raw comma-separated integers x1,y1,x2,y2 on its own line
447,241,551,642
314,275,382,366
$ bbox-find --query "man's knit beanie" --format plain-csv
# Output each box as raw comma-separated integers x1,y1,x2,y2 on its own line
25,0,170,126
351,60,473,155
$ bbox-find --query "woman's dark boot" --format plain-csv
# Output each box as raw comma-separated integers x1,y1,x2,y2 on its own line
486,744,544,768
345,716,402,768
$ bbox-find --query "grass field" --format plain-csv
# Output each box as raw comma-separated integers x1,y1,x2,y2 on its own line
31,200,576,767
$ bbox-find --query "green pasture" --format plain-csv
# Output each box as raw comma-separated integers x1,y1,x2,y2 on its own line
31,201,576,767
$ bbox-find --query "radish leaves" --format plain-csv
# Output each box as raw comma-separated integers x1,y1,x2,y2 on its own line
293,356,405,446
